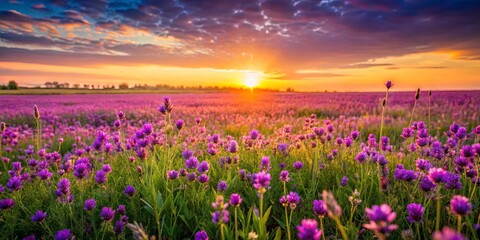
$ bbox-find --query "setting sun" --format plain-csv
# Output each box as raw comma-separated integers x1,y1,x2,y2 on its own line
244,72,262,89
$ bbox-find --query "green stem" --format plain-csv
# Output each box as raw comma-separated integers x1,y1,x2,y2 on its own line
415,223,420,240
221,223,225,240
285,207,291,240
435,189,442,231
234,207,238,240
332,216,348,240
409,100,417,126
457,215,462,233
319,217,325,240
259,193,264,238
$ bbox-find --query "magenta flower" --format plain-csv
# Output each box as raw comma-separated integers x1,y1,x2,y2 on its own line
167,170,179,180
450,195,472,216
280,170,290,182
296,219,322,240
363,204,398,237
253,171,271,193
229,193,242,206
433,227,466,240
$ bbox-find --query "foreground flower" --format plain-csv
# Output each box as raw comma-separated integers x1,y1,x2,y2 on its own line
124,185,136,197
100,207,115,221
31,210,47,222
54,229,71,240
195,230,209,240
433,227,466,240
313,200,327,218
450,195,472,216
84,198,96,211
0,198,15,210
364,204,398,238
406,203,424,223
296,219,322,240
253,171,271,194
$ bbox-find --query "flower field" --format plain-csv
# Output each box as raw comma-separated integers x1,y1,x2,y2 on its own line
0,86,479,240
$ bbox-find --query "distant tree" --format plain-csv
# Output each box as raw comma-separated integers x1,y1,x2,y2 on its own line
1,85,7,90
118,83,129,89
286,87,295,92
63,82,70,89
7,80,18,90
45,81,52,88
72,84,80,89
52,81,60,88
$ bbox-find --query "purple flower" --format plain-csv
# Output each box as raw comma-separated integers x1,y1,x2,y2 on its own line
217,181,228,192
124,185,136,197
419,176,437,192
175,119,184,130
113,220,125,235
340,176,348,187
182,149,194,159
187,172,197,181
229,193,242,206
250,129,259,140
227,140,238,153
385,81,393,89
195,230,209,240
280,170,290,182
450,195,472,216
212,210,229,224
186,157,199,169
287,191,301,209
197,173,209,184
95,170,107,184
428,168,448,184
260,156,271,171
31,210,47,222
0,198,15,210
6,176,23,192
406,203,424,223
167,170,179,180
296,219,322,240
84,198,96,211
355,152,367,164
102,164,112,174
37,169,53,180
433,227,466,240
117,205,126,215
313,200,327,218
54,229,71,240
364,204,398,237
73,163,88,179
416,159,432,171
253,171,271,193
293,161,304,170
198,161,210,173
100,207,115,221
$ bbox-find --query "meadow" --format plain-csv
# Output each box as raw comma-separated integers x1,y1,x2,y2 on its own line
0,85,479,240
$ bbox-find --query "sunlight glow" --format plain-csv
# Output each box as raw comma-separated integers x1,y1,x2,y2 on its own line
244,72,262,88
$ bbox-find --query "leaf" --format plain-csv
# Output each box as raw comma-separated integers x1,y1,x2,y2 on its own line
141,198,154,215
273,227,282,240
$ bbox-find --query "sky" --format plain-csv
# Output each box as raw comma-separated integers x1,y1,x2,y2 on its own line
0,0,479,92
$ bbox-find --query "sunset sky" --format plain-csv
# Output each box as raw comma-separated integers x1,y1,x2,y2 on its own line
0,0,479,91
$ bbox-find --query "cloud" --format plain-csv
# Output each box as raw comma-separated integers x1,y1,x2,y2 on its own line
0,0,479,79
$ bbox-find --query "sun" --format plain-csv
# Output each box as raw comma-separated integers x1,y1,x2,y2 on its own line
244,72,261,89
